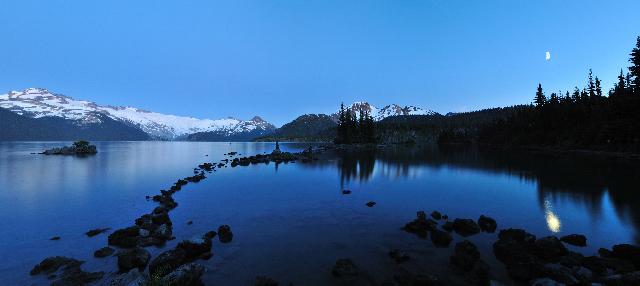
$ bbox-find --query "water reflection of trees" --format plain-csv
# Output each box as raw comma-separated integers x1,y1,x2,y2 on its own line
307,145,640,243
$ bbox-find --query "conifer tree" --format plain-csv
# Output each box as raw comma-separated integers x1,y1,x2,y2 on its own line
630,36,640,95
534,83,546,107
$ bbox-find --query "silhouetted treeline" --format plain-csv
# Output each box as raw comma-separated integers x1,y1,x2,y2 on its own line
335,103,376,144
439,36,640,153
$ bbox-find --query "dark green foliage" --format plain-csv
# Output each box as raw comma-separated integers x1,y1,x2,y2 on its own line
335,103,376,144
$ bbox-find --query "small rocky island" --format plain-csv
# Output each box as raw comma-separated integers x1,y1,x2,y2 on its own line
42,140,98,155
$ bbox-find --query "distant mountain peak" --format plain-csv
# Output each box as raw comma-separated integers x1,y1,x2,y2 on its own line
334,101,437,121
0,88,274,140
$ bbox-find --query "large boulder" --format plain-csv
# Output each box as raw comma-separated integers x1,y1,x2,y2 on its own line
534,236,569,262
450,240,490,286
117,248,151,273
176,236,212,261
611,244,640,268
108,226,140,248
560,234,587,247
148,248,187,277
452,219,481,237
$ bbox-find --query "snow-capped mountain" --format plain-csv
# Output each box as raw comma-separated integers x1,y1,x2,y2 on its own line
0,88,275,139
333,102,438,121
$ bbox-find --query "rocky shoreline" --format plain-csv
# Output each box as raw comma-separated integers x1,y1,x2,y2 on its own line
30,144,325,286
29,143,639,286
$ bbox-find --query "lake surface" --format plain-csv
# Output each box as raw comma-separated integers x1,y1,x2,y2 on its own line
0,142,638,285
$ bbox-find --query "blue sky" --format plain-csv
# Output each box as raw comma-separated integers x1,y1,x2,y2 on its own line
1,1,639,126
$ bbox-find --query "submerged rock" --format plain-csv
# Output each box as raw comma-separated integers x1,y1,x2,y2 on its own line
388,249,410,263
430,211,442,220
404,211,438,238
255,276,279,286
332,259,359,278
366,201,376,207
30,256,103,286
85,228,110,237
94,247,115,258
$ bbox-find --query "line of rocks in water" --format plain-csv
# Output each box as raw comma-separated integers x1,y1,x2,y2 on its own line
386,210,639,285
30,146,325,286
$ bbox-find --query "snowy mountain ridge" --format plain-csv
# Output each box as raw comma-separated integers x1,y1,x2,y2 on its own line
0,88,274,139
333,101,438,121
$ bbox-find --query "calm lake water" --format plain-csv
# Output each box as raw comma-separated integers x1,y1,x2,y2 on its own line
0,142,638,285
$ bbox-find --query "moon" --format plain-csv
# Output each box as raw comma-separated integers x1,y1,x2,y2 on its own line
545,51,551,61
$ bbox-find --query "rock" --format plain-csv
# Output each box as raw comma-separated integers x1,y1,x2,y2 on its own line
450,240,481,271
342,190,352,195
149,248,187,277
529,278,565,286
430,229,453,247
85,228,110,237
108,268,146,286
204,231,217,239
187,220,193,225
499,228,537,243
108,226,140,248
388,249,410,263
366,201,376,207
442,221,454,232
138,229,150,237
117,248,151,273
601,271,640,285
535,237,569,262
541,263,579,285
94,247,115,258
559,234,587,247
176,237,212,261
404,212,438,238
255,276,279,286
450,241,490,286
611,244,640,268
332,259,359,278
477,215,497,233
452,218,481,237
430,211,442,220
30,256,103,286
159,263,205,286
154,224,173,240
218,225,233,243
570,266,592,284
31,256,83,275
50,236,61,240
